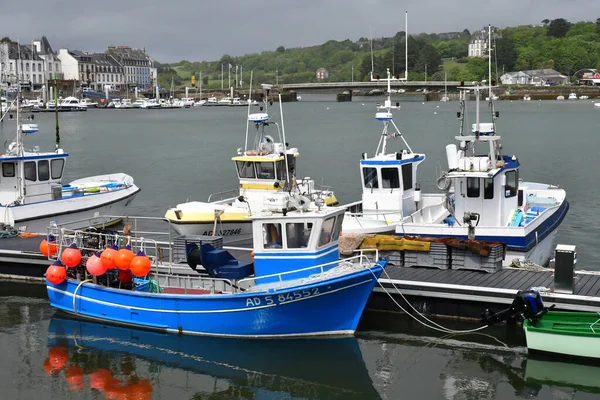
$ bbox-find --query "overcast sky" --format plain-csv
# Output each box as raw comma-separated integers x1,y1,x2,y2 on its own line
1,0,596,62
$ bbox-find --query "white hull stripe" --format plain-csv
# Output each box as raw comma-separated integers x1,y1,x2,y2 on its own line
48,278,373,314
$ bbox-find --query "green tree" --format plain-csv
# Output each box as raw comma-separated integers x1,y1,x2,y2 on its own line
547,18,571,38
542,19,550,26
495,36,518,72
276,46,285,53
0,37,12,43
596,18,600,34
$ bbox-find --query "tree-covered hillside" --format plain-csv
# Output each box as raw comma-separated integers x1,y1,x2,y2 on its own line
161,18,600,89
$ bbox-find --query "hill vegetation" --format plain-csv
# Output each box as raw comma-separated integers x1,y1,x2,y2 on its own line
159,18,600,90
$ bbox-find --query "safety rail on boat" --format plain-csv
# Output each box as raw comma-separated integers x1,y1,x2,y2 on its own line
207,189,239,202
154,272,237,295
237,252,378,291
46,214,176,265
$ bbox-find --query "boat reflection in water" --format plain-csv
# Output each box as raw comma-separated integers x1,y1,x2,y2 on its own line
46,316,380,399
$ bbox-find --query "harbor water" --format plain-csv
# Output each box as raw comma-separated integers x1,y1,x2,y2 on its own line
1,96,599,399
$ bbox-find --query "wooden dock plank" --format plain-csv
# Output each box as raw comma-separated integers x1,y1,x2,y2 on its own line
574,274,593,294
517,272,551,291
580,275,600,296
467,270,509,287
494,271,527,289
482,270,523,288
584,278,600,297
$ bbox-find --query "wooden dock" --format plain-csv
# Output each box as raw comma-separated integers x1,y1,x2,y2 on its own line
2,236,599,321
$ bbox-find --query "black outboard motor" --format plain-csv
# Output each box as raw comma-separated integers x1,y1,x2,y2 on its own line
481,290,553,326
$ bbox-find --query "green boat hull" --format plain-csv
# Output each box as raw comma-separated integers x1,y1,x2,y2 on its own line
524,311,600,358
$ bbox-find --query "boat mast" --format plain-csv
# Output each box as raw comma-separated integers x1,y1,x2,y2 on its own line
278,93,291,188
404,11,408,81
488,24,492,101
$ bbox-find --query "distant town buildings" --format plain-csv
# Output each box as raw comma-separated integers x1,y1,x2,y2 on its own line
107,46,153,89
500,69,568,86
0,42,44,89
316,68,329,80
1,36,156,96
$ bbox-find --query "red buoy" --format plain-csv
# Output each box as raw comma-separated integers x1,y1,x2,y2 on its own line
46,261,67,285
130,251,152,277
61,243,82,268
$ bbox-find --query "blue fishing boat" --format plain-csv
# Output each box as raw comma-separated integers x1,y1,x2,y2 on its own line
45,204,385,338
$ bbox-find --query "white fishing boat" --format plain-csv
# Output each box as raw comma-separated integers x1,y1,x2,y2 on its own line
523,95,531,101
0,80,140,233
194,99,206,106
59,97,87,111
568,93,577,100
392,26,568,267
180,97,195,108
579,95,589,100
115,99,132,109
556,95,565,100
594,103,600,108
204,96,218,106
342,68,425,235
218,96,232,105
80,98,98,108
165,83,338,238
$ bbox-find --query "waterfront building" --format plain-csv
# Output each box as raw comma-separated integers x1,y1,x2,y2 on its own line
107,46,153,90
0,41,43,91
57,49,97,90
500,69,568,86
93,53,124,92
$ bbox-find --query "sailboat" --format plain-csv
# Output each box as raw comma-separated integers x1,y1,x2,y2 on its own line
440,72,450,102
0,51,140,232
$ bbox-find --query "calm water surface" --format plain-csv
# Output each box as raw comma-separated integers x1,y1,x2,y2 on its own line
1,282,599,399
0,95,594,264
1,96,599,399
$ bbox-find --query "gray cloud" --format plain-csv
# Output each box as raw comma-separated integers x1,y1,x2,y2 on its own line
0,0,596,62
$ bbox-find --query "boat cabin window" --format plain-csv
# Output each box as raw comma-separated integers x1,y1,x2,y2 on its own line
467,177,480,198
505,170,518,198
318,216,336,247
276,160,286,180
24,161,36,181
236,161,256,179
332,215,343,241
381,167,400,189
257,162,275,179
38,160,50,181
51,159,64,179
263,223,283,249
401,164,413,190
286,222,312,248
363,167,378,189
2,162,15,177
286,155,296,177
484,178,494,199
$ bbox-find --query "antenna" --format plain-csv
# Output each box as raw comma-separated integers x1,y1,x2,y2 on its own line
244,71,253,152
278,93,291,189
405,11,408,81
488,24,492,99
369,26,374,80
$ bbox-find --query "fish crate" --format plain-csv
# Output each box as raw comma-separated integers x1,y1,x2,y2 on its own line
378,250,403,266
172,235,224,264
403,243,450,269
451,244,504,273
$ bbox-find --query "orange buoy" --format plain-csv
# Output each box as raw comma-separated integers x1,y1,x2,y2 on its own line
130,251,152,277
46,261,67,285
118,270,133,285
100,244,118,269
86,253,107,276
65,366,85,389
115,245,134,270
47,346,68,370
61,243,82,268
40,236,57,257
88,368,112,390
